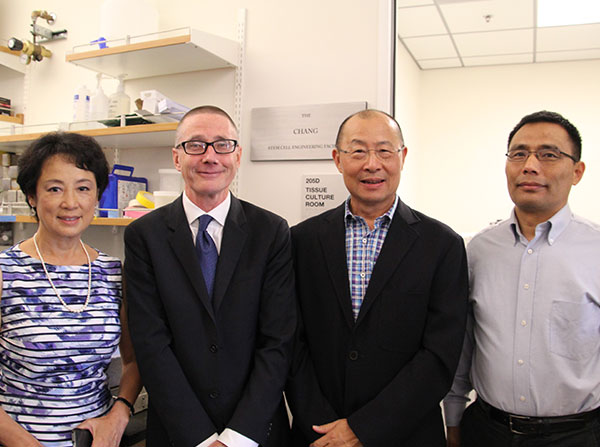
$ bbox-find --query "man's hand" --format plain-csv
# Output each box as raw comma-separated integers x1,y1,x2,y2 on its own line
310,419,362,447
446,426,461,447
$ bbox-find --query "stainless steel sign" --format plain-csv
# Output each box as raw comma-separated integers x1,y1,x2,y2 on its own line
250,102,367,161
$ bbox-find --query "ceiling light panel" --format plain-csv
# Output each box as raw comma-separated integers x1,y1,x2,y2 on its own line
537,0,600,27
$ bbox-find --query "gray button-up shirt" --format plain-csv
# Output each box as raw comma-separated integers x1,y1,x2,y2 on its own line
444,205,600,425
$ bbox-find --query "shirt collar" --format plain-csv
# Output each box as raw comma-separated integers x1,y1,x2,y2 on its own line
509,204,572,246
182,190,231,227
344,195,398,227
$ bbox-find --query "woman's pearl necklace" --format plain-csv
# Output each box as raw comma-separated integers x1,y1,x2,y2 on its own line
32,233,92,314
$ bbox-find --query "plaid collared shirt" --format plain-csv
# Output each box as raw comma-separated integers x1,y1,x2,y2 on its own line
344,196,398,320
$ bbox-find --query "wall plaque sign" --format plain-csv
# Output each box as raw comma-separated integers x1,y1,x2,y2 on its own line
251,102,367,161
301,174,347,219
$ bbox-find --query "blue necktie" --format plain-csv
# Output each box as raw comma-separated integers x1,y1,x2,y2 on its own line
196,214,218,297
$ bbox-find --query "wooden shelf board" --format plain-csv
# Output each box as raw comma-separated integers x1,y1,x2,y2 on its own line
0,114,24,125
0,122,178,151
91,217,133,226
0,215,132,226
66,29,239,79
66,35,191,61
0,46,20,56
0,46,26,75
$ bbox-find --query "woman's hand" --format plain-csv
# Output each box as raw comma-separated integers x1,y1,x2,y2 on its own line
76,401,130,447
75,276,142,447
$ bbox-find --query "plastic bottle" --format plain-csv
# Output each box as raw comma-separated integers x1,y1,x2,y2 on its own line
90,73,109,120
72,85,90,122
108,75,130,117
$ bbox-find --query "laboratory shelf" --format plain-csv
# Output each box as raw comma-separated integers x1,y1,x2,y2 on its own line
0,121,178,152
65,28,239,79
0,46,26,75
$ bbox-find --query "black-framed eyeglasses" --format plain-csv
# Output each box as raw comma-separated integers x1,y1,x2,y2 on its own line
337,146,404,162
177,139,238,155
505,147,578,163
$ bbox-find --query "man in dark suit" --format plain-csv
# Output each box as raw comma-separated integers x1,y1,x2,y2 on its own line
286,109,468,447
124,106,295,447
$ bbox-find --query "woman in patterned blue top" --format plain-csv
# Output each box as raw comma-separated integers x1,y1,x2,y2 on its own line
0,133,142,447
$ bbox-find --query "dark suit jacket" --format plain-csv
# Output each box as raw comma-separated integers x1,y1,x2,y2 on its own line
124,195,295,447
286,201,468,447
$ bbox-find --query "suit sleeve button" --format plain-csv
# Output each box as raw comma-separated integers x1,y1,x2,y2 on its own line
349,350,359,361
210,344,218,353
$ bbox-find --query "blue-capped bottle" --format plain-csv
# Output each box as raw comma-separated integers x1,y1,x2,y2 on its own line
73,85,90,122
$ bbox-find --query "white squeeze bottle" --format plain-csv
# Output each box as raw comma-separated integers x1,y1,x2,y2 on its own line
108,75,130,117
90,73,109,120
73,85,90,122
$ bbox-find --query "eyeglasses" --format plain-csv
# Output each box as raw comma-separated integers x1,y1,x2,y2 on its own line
505,147,578,163
337,146,404,162
176,139,238,155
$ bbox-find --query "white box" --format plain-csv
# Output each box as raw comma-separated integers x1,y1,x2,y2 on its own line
140,90,189,115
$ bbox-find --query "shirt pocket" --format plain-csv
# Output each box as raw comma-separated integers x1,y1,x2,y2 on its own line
549,299,600,360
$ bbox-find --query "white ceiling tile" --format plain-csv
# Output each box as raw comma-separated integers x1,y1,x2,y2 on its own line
403,35,458,59
537,48,600,62
436,0,490,3
418,57,463,69
454,29,534,57
397,6,447,37
440,0,534,33
396,0,600,69
397,0,434,7
463,53,533,66
537,24,600,52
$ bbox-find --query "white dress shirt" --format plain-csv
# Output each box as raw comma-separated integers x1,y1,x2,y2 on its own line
182,191,258,447
182,191,230,253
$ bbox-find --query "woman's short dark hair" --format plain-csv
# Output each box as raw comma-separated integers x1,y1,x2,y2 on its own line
17,132,109,212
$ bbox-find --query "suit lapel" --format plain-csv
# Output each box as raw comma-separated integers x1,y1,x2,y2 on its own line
319,205,355,329
212,196,247,313
355,200,420,326
166,197,216,321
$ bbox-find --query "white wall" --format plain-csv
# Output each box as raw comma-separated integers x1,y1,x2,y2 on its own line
1,1,389,231
409,60,600,235
187,0,383,226
0,67,23,116
394,41,422,204
3,1,597,250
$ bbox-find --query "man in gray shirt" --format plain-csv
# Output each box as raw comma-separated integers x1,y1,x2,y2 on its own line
444,110,600,446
